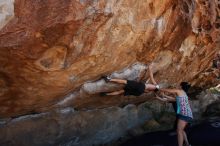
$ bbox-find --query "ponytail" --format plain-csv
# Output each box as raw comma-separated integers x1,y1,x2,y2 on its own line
180,82,191,93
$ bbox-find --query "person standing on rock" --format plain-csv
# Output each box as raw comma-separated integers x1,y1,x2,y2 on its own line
159,82,193,146
100,64,160,96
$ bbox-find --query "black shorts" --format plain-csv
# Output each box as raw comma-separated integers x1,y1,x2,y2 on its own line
177,114,193,123
124,80,145,96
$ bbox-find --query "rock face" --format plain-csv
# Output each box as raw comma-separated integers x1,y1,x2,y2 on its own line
0,0,14,29
0,104,152,146
0,0,220,118
0,91,219,146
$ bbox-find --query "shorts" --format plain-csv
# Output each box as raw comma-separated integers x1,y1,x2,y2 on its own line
177,114,193,123
124,80,145,96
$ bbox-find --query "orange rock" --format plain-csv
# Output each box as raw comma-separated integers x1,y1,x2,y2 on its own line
0,0,219,118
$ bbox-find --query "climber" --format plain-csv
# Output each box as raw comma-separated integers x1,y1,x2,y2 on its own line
100,64,160,96
159,82,193,146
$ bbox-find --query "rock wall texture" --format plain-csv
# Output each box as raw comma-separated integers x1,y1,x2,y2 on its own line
0,0,14,29
0,0,220,118
0,104,151,146
0,90,219,146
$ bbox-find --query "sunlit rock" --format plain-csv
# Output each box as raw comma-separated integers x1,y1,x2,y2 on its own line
0,0,14,29
0,0,219,118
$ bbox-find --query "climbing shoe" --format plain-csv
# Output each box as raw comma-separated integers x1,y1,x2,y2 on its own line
102,76,111,82
100,92,107,96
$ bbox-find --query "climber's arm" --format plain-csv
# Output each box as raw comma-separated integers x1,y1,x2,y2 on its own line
148,64,157,85
161,93,176,101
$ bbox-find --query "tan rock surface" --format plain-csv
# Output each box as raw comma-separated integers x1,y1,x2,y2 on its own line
0,0,220,117
0,0,14,29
